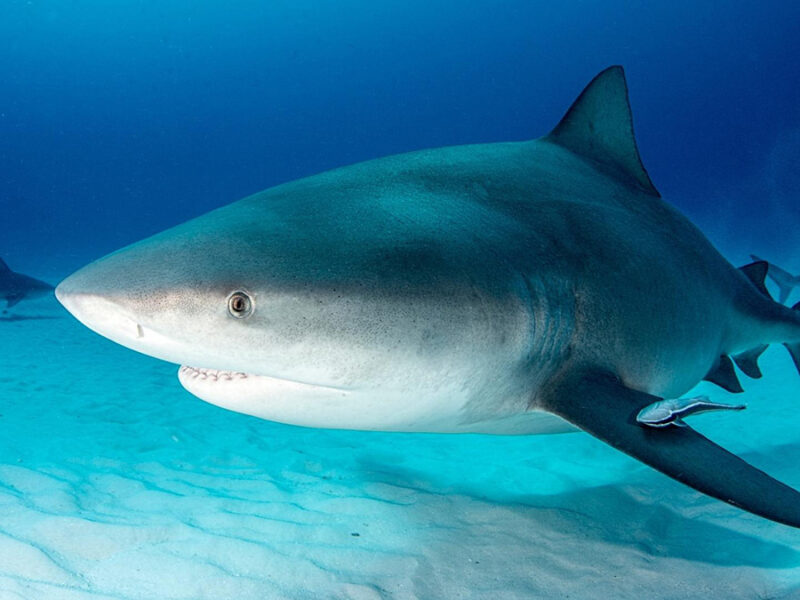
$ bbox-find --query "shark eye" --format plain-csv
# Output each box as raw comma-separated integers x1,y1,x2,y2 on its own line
227,291,253,319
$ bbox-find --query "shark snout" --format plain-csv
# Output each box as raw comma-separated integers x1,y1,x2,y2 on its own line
56,282,144,343
55,267,217,368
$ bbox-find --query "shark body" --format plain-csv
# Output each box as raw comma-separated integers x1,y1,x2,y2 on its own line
56,67,800,527
0,258,53,310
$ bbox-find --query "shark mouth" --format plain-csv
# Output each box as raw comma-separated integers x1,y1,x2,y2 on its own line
179,365,250,382
177,365,349,393
176,364,353,426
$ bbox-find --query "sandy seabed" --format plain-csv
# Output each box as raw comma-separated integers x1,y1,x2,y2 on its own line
0,293,798,600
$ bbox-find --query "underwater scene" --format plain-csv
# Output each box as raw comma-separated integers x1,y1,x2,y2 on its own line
2,1,800,598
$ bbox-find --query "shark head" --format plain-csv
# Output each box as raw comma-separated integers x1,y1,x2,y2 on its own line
56,178,536,431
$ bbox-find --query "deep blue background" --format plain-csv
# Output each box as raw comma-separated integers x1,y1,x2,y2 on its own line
1,1,799,280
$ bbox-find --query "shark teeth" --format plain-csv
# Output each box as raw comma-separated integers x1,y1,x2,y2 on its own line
179,366,248,381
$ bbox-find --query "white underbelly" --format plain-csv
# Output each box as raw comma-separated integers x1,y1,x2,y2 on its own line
178,366,575,435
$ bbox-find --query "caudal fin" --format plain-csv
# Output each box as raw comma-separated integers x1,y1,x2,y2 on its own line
750,255,799,305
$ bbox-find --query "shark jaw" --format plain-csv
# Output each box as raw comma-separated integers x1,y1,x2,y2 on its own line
177,365,348,395
176,365,364,429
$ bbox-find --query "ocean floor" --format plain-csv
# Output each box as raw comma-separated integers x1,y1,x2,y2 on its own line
0,290,799,599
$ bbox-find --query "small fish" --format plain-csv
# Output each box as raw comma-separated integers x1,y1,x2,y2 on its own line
637,396,746,428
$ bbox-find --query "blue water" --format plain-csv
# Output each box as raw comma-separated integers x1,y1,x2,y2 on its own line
2,2,800,598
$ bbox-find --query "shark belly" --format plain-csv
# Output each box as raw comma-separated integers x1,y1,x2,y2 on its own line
178,365,572,434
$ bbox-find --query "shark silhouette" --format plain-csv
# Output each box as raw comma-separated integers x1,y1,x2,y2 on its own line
56,67,800,528
0,258,53,310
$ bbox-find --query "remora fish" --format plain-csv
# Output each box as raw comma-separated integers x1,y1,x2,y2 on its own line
57,67,800,527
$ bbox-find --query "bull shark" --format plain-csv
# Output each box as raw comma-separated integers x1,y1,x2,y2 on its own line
0,258,54,310
56,66,800,528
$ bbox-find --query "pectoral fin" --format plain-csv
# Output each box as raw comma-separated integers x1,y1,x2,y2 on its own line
542,371,800,528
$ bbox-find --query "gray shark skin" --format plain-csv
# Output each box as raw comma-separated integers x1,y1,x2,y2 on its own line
0,258,54,310
56,66,800,528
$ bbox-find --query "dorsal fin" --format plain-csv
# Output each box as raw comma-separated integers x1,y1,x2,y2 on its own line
738,260,771,298
545,66,660,197
0,258,9,273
